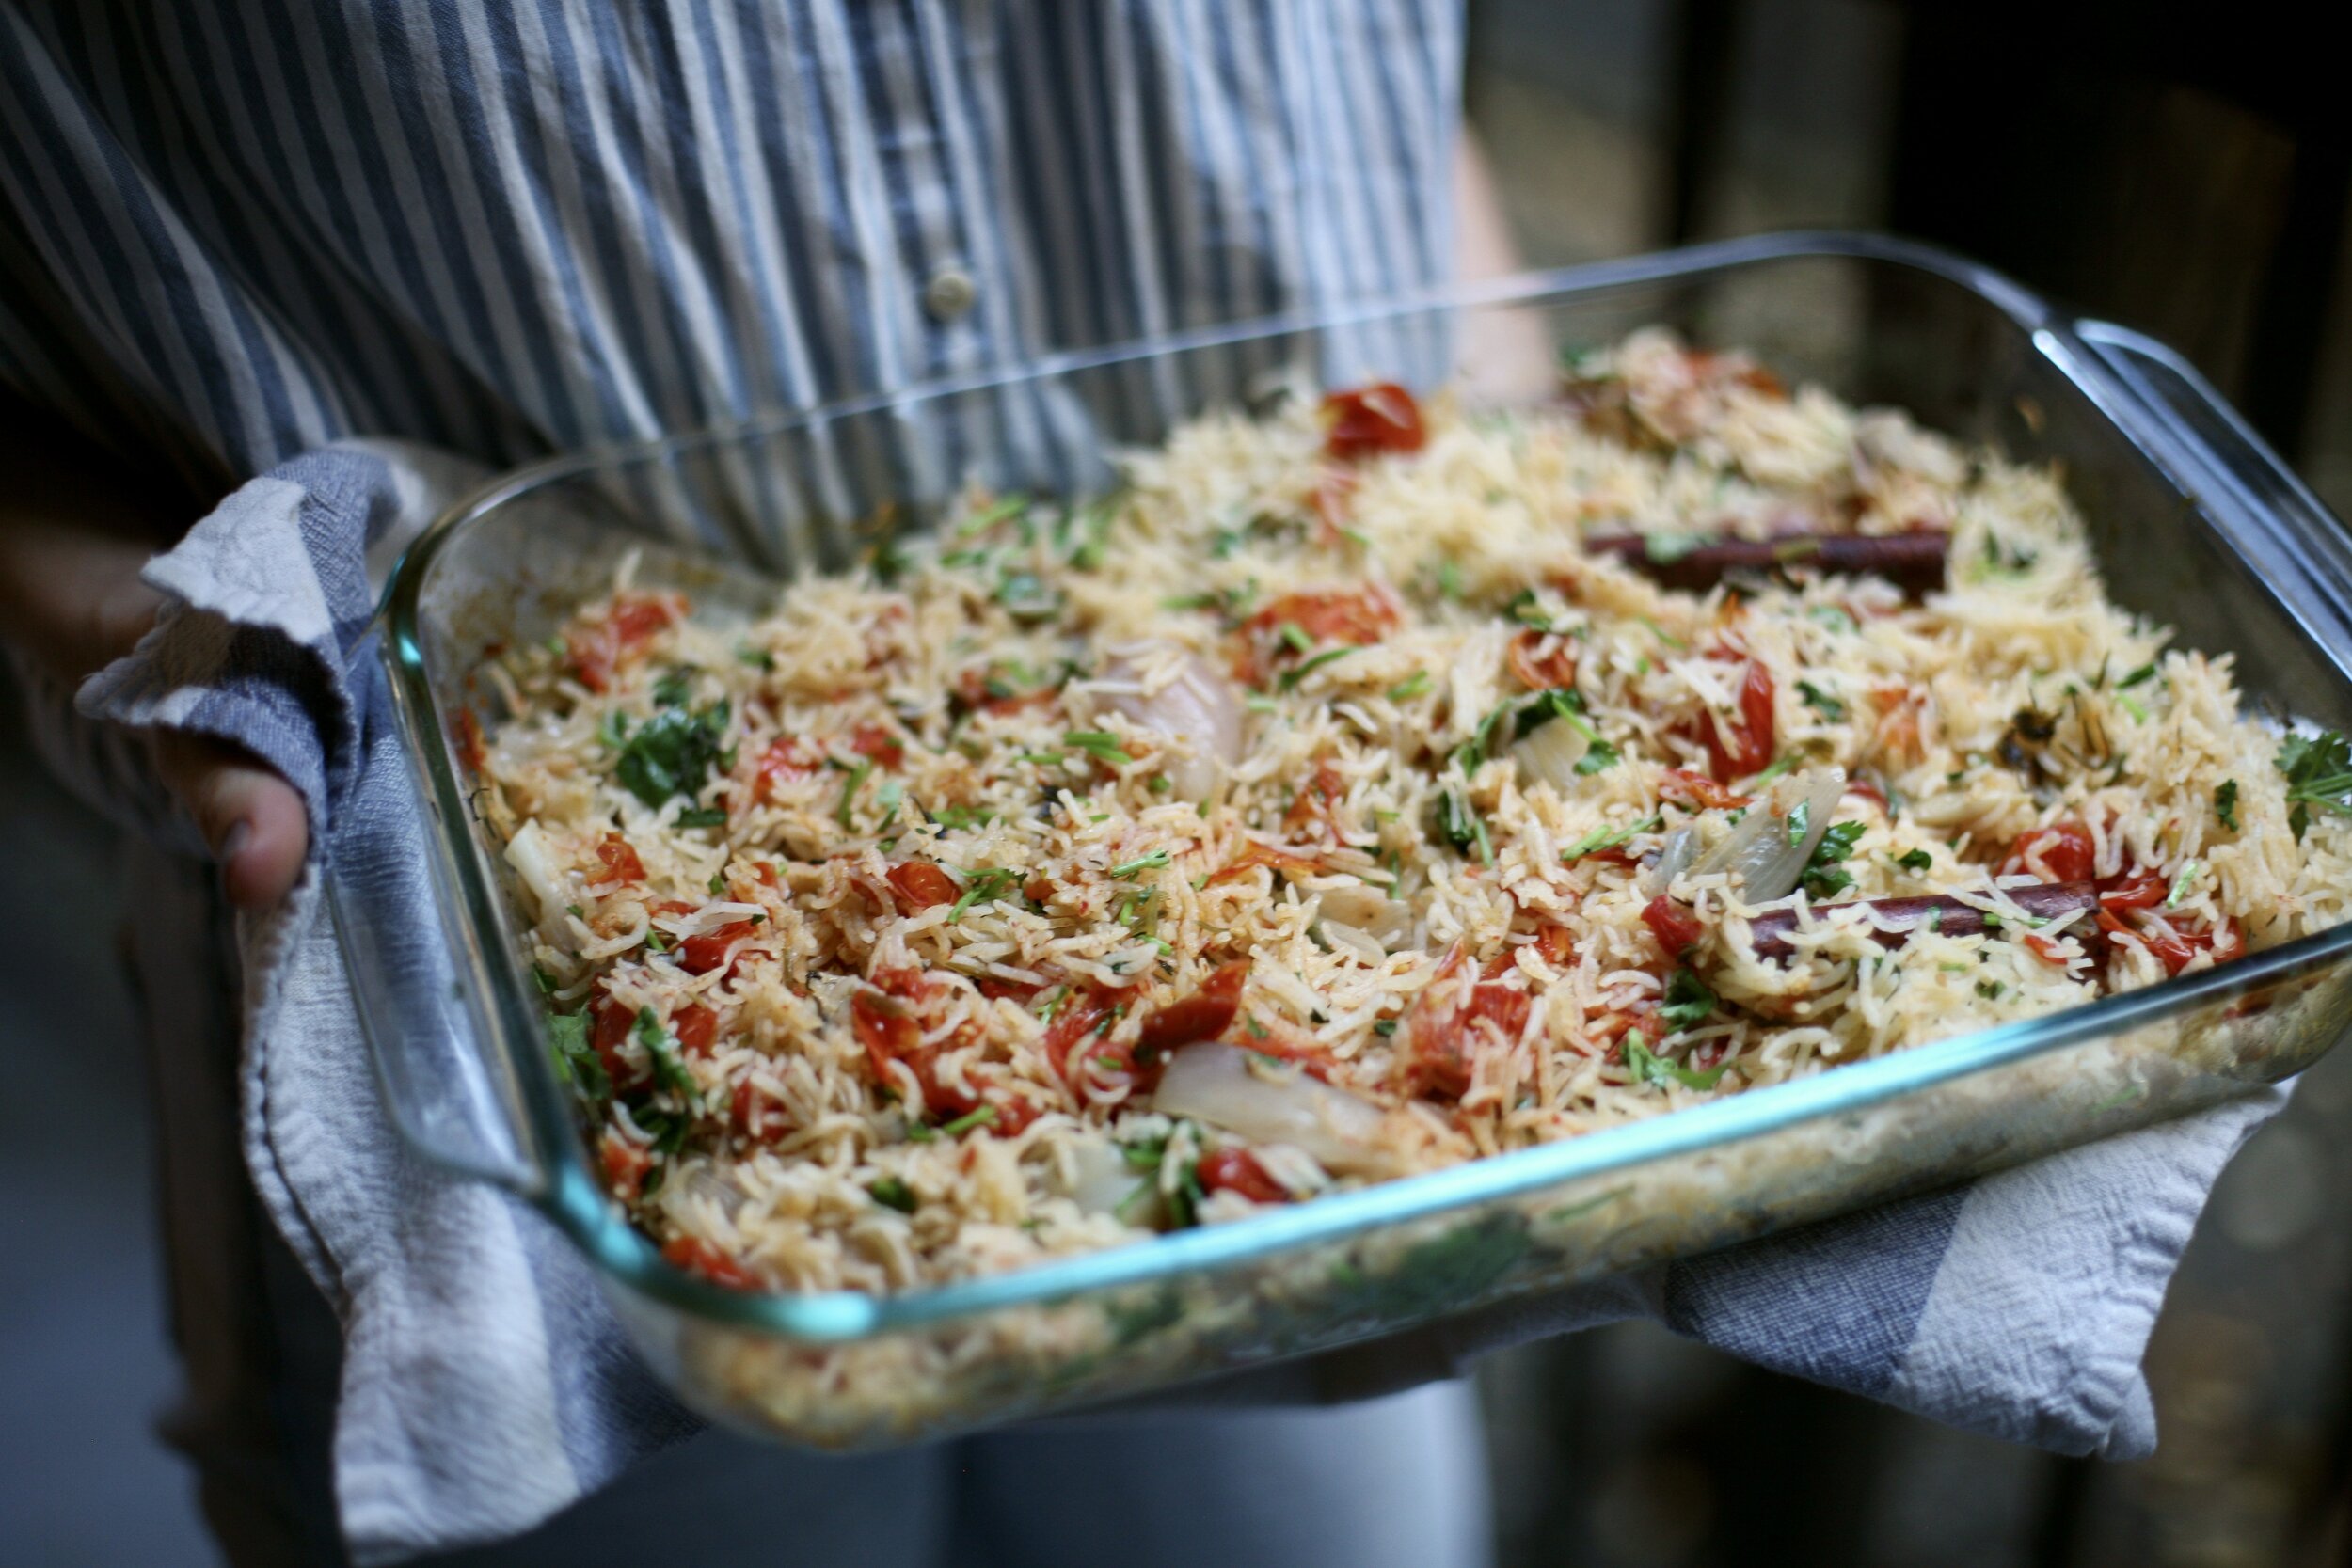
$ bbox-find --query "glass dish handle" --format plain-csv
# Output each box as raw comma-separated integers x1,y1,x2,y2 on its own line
326,654,546,1195
2073,319,2352,661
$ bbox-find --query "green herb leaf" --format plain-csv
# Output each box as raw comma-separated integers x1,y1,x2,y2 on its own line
675,806,727,829
1894,847,1932,875
930,804,997,831
2278,730,2352,842
1751,754,1798,787
547,1011,609,1100
633,1006,701,1109
650,667,695,708
2216,779,2239,833
1387,670,1433,702
1800,818,1867,899
1643,531,1708,564
1661,969,1716,1032
1786,800,1812,848
1622,1029,1726,1090
1276,621,1314,656
2167,861,2201,909
1797,680,1846,721
2117,662,2160,689
612,700,730,808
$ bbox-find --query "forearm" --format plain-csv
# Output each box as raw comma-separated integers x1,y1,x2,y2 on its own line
1453,123,1523,282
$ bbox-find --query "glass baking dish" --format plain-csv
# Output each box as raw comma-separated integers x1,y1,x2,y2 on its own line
333,231,2352,1448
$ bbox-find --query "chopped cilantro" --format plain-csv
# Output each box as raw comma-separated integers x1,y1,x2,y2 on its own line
1276,621,1314,655
2216,779,2239,832
1660,969,1716,1033
633,1006,700,1108
930,804,996,831
1787,800,1812,848
547,1011,609,1100
1801,819,1867,899
735,644,774,671
650,667,695,707
1751,754,1798,787
675,807,727,829
1387,670,1433,702
612,700,729,808
2167,862,2201,909
1623,1029,1725,1090
1894,847,1932,875
2117,662,2161,689
1797,680,1846,721
1372,1019,1399,1037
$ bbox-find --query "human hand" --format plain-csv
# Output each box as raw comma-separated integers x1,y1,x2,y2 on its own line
0,436,310,911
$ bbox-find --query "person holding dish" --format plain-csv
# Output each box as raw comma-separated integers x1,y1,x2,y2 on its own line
0,6,1510,1565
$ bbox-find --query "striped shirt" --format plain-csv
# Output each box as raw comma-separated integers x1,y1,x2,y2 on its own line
0,0,1463,496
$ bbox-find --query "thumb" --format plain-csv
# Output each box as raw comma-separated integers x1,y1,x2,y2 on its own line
155,734,311,910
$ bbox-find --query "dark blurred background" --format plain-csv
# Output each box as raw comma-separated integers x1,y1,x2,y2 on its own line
9,2,2352,1562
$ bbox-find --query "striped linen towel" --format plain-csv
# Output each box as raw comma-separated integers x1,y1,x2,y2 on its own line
78,446,2287,1564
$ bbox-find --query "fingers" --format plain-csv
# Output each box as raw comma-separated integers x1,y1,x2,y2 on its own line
155,733,310,910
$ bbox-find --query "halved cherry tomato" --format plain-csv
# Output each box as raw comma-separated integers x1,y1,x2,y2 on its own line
1643,895,1705,956
569,592,681,692
1135,962,1248,1067
1283,764,1349,837
1403,944,1533,1100
671,1004,719,1057
887,862,960,912
660,1236,760,1291
1238,587,1402,684
2006,823,2095,884
1509,630,1579,691
1321,382,1426,463
679,923,757,975
1699,661,1775,783
848,721,904,770
731,1080,792,1145
2021,931,2073,967
1197,1148,1288,1204
2097,871,2167,911
599,1132,651,1202
591,992,649,1093
594,834,646,885
1207,841,1322,887
1658,768,1751,812
754,736,824,801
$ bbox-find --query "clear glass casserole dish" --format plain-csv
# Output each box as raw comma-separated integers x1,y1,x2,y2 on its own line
334,231,2352,1448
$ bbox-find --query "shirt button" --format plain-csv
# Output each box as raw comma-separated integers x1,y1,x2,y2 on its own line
922,264,978,322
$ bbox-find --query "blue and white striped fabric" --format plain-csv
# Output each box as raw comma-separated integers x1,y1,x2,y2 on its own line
1,5,2289,1563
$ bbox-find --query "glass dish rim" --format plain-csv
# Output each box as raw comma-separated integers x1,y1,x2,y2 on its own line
379,228,2352,1343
